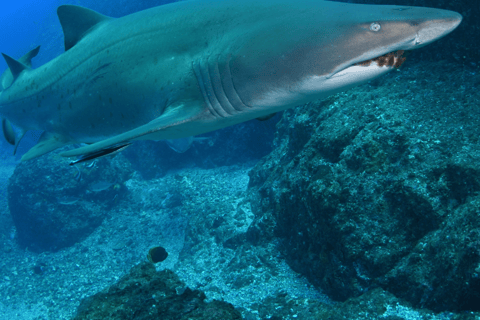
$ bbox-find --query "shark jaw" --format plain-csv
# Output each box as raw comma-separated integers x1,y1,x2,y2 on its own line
314,50,409,92
252,50,409,110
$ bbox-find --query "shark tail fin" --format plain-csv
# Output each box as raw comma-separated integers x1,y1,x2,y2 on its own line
57,5,112,51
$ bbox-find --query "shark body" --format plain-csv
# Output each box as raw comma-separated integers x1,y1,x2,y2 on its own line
0,0,462,162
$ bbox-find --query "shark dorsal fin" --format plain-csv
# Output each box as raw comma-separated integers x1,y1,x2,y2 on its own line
57,5,111,51
1,53,29,81
0,46,40,90
18,45,40,67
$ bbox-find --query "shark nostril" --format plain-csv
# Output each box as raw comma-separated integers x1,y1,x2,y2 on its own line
414,34,421,45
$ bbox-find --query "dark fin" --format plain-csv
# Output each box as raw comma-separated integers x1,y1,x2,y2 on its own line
57,5,111,51
0,46,40,90
69,143,131,166
60,102,205,159
1,118,15,145
2,118,27,155
1,53,28,81
21,132,71,161
256,113,276,121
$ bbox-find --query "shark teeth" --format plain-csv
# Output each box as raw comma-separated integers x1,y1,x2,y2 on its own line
355,50,407,69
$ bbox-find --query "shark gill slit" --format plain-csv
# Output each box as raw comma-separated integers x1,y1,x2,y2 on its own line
192,61,217,117
217,60,245,113
222,55,251,111
208,57,240,115
196,58,229,118
193,57,249,118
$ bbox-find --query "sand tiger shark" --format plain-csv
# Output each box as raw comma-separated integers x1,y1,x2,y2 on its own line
0,0,462,164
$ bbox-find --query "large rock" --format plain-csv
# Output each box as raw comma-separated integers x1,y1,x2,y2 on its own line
246,60,480,312
8,149,133,252
73,262,242,320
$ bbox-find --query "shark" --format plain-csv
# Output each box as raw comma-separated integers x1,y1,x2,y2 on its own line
0,0,462,164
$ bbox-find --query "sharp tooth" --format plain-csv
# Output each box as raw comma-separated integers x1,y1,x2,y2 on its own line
355,50,407,69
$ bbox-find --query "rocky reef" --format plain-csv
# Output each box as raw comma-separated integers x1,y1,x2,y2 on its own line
246,60,480,313
73,262,242,320
7,151,132,252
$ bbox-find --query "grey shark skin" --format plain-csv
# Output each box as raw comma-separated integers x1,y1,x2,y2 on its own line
0,0,462,161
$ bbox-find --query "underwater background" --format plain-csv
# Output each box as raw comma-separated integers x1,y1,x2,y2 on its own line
0,0,479,319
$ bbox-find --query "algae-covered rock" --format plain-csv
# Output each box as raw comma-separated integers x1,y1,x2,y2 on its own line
246,61,480,312
7,148,132,252
73,262,242,320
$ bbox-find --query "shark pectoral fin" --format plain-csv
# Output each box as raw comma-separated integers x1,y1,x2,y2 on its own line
57,5,112,51
2,118,15,145
21,132,71,161
60,103,206,159
1,118,27,155
13,130,27,156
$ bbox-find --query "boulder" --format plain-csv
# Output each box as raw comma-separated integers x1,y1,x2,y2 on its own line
73,262,242,320
8,149,132,252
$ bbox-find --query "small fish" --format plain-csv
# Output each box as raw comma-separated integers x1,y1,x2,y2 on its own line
89,181,115,192
57,196,80,205
147,246,168,263
85,160,96,168
33,262,47,275
73,165,82,182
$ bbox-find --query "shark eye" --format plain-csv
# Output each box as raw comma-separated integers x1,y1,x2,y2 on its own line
370,22,381,32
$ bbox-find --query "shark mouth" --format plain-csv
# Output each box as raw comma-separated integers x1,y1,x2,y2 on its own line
355,50,407,68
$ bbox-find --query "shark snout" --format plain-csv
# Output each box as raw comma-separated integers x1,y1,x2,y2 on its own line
413,11,462,48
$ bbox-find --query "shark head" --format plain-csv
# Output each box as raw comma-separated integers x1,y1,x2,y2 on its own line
228,0,462,110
